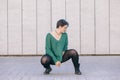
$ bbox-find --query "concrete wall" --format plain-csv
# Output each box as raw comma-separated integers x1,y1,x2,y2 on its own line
0,0,120,55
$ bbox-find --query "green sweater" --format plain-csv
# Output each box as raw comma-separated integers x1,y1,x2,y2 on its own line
45,33,68,63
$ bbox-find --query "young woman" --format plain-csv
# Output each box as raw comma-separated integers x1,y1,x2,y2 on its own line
41,19,82,75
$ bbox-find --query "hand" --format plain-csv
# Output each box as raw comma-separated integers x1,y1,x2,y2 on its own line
55,61,61,67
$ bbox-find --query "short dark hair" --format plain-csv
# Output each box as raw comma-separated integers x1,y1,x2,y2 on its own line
56,19,69,28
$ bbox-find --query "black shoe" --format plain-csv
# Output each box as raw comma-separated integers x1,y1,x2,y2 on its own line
75,70,82,75
44,68,52,75
74,63,82,75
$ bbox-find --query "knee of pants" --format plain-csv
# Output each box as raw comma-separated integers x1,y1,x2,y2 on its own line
41,56,50,65
70,49,78,57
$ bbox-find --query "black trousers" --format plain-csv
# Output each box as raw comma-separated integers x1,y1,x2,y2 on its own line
41,49,80,71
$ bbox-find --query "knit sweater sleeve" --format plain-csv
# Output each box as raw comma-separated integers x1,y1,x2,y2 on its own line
45,34,58,63
63,33,68,51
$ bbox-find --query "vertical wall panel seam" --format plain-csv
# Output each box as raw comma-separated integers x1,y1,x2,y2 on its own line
94,0,96,54
109,0,111,54
50,0,52,31
79,0,81,54
7,0,9,55
21,0,23,55
65,0,66,19
36,0,38,55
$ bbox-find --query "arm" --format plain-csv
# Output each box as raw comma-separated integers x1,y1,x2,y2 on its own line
45,34,58,63
63,33,68,51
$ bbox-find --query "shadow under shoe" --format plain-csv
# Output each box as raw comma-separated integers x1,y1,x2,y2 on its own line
44,68,52,75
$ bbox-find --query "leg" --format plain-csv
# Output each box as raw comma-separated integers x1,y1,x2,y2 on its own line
41,54,54,74
61,49,82,75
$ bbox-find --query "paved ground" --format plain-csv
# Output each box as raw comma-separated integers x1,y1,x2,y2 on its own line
0,56,120,80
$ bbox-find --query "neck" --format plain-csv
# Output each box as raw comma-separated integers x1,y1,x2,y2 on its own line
55,29,62,35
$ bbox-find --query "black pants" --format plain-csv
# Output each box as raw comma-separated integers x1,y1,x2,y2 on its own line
41,49,80,71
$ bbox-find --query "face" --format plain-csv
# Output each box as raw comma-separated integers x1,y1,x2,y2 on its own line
59,25,68,33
